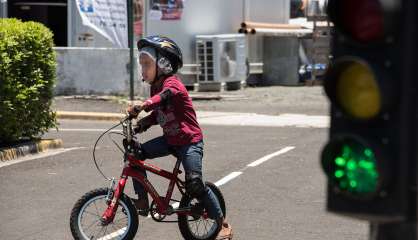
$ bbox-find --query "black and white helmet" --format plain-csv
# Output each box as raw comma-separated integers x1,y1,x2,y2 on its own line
137,35,183,74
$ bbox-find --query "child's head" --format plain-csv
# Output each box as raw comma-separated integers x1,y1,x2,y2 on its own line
137,35,183,85
139,47,157,84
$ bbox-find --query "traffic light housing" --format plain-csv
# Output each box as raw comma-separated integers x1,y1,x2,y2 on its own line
321,0,416,222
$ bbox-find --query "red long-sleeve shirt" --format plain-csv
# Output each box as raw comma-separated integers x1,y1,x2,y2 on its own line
142,75,203,146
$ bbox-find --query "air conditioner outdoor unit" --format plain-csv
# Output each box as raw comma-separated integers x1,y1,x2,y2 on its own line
195,34,247,84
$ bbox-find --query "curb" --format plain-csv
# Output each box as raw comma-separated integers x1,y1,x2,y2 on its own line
56,111,125,121
0,139,63,162
55,94,223,103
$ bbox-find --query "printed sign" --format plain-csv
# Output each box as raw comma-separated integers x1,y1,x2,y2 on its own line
150,0,184,20
76,0,128,48
134,0,144,38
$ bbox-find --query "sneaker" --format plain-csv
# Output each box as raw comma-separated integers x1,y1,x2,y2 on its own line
216,223,233,240
132,197,149,217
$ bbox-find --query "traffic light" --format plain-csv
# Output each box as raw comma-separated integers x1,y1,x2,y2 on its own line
321,0,417,222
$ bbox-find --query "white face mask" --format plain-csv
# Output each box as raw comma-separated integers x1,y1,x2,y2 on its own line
138,47,157,62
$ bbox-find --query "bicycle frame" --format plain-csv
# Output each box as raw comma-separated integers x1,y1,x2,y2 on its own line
101,152,191,223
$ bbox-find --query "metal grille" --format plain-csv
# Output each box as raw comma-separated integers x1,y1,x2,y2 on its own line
196,40,214,82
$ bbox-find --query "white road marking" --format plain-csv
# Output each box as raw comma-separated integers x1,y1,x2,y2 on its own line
0,147,84,168
247,146,295,167
214,172,243,187
214,146,295,187
97,227,127,240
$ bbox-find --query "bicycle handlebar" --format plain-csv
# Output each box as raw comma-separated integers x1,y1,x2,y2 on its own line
92,114,143,181
121,116,134,143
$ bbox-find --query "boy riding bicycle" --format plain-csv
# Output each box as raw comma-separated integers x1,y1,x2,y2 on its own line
127,35,233,239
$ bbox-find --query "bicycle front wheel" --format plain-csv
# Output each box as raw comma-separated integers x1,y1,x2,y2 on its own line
70,188,138,240
178,182,226,240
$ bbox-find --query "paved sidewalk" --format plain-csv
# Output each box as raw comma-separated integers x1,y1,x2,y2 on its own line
53,86,328,117
54,86,329,128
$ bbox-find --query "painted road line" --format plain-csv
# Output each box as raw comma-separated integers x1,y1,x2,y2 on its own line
247,146,295,167
97,227,127,240
214,147,295,187
0,147,84,168
215,172,243,187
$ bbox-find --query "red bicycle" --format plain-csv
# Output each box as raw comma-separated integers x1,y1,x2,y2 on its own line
69,116,226,240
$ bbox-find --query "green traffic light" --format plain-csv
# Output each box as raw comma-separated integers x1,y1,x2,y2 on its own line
322,138,379,196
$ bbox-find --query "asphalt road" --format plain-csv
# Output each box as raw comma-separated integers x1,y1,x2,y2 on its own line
0,119,369,240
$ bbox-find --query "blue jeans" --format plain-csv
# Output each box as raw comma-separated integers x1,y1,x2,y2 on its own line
132,136,223,219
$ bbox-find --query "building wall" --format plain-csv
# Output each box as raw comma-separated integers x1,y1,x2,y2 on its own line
68,0,290,62
0,1,7,18
54,47,139,95
146,0,289,84
147,0,290,67
246,0,290,63
3,0,291,95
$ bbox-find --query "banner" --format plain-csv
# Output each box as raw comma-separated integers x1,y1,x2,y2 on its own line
134,0,144,38
76,0,128,48
149,0,184,20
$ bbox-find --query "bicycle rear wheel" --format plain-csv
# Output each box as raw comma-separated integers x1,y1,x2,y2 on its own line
178,182,226,240
70,188,138,240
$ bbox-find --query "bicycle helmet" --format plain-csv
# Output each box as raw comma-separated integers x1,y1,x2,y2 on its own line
137,35,183,74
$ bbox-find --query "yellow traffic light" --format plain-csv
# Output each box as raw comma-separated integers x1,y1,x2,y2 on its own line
336,61,381,119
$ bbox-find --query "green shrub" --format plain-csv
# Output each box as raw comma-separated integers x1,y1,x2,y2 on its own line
0,18,57,144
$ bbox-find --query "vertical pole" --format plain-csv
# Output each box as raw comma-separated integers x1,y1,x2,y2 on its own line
67,0,72,47
371,0,418,238
370,223,417,240
0,0,7,18
242,0,246,22
143,0,148,37
127,0,135,101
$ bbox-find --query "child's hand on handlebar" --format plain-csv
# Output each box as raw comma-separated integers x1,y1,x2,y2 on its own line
134,118,151,134
127,103,145,118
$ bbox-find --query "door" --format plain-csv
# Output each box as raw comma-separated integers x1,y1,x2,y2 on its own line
8,0,68,46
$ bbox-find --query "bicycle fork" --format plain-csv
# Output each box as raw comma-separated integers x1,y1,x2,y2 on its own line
101,177,127,225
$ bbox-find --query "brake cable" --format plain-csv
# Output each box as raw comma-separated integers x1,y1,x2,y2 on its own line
92,121,124,181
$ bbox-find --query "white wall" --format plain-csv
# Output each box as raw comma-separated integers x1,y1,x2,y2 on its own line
69,0,290,63
54,47,139,95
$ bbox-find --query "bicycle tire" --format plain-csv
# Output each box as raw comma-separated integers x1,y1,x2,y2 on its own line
178,182,226,240
70,188,138,240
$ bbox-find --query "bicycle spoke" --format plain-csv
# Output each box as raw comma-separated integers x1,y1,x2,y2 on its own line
93,201,102,217
196,218,202,236
113,220,127,230
203,219,209,235
83,210,102,218
84,218,101,232
113,211,128,223
90,226,103,240
103,225,109,239
114,211,128,224
95,224,107,239
110,223,121,233
201,219,208,236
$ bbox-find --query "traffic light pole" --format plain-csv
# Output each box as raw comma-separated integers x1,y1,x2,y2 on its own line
127,0,135,101
371,0,418,239
370,223,417,240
